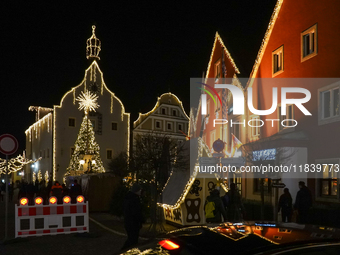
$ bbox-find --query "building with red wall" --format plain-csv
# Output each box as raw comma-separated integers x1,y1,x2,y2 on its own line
246,0,340,209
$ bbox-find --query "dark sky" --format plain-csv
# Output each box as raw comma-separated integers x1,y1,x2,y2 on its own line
1,1,277,152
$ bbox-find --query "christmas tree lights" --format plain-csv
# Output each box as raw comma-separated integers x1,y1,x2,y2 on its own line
65,91,105,176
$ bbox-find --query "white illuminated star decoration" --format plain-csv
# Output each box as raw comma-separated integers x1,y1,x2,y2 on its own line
77,91,99,114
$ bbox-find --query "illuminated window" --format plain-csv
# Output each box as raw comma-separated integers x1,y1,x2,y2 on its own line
301,24,317,62
278,105,294,131
272,45,284,76
69,118,75,127
112,122,118,131
316,159,339,198
106,149,113,160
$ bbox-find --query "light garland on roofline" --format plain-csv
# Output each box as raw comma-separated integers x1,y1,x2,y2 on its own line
133,92,189,128
247,0,284,88
53,60,130,180
205,32,240,85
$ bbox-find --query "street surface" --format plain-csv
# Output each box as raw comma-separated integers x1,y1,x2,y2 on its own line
0,198,126,255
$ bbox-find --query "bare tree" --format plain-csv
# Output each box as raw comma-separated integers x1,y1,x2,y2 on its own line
132,132,188,235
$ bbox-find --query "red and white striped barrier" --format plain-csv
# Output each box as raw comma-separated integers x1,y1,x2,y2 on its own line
15,196,89,238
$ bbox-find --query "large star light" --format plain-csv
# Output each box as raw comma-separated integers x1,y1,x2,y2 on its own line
77,91,99,113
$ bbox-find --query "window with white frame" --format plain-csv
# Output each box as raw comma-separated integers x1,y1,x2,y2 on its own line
172,109,177,116
155,120,161,129
250,115,261,137
320,88,339,119
278,104,294,131
272,45,284,76
301,24,317,61
167,122,173,131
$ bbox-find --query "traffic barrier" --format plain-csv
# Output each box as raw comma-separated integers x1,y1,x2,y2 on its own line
15,195,89,238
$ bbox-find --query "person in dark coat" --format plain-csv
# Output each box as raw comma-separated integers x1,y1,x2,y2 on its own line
294,181,312,224
278,188,293,222
121,183,144,250
205,189,228,223
226,183,245,221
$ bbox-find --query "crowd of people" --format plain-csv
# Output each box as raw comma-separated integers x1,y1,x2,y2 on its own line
205,180,313,224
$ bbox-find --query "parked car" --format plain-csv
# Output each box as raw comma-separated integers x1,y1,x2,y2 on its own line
119,221,340,254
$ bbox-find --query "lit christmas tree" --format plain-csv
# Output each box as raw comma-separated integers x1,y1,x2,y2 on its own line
66,91,105,176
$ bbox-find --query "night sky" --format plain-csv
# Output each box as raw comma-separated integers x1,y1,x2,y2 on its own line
1,1,277,152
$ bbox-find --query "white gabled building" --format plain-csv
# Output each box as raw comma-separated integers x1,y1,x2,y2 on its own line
133,92,189,142
25,26,130,182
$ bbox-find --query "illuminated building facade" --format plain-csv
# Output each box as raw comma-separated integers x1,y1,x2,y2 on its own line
25,26,130,182
246,0,340,207
191,32,245,192
133,92,189,142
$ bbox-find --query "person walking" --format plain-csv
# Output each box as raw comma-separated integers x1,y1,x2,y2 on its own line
121,183,144,251
205,189,228,223
226,183,245,221
294,181,312,224
278,188,293,222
